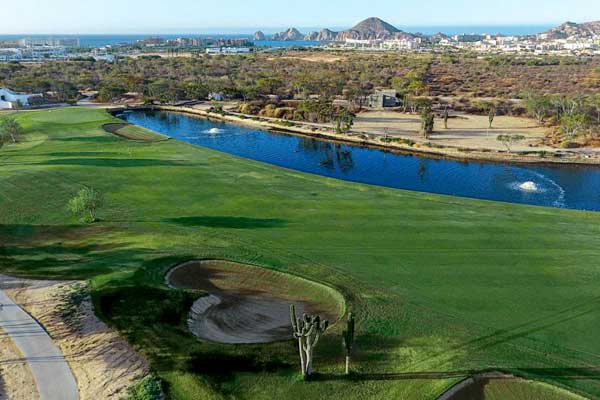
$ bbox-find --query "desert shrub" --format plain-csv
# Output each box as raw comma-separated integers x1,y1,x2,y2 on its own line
67,187,104,224
258,104,277,118
122,375,164,400
207,104,225,115
560,140,580,149
238,102,263,115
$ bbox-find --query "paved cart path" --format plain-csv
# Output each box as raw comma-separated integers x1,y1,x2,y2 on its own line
0,289,78,400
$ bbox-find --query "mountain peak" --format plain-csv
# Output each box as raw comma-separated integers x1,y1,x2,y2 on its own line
351,17,401,34
543,20,600,39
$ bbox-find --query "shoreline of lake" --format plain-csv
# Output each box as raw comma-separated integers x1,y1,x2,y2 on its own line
113,105,600,167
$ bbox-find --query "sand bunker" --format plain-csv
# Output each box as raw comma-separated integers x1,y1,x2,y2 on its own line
440,372,586,400
166,260,344,344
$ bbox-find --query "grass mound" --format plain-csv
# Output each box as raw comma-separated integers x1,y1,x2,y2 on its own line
447,376,587,400
103,122,169,142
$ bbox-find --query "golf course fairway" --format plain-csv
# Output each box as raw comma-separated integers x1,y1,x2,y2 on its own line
1,107,599,400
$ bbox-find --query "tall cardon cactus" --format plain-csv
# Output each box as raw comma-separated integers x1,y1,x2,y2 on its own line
290,304,329,379
342,312,356,375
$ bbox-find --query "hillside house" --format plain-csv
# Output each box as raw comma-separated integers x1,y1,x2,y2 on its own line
367,89,400,108
0,88,43,109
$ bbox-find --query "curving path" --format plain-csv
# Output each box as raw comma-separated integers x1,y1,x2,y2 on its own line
0,289,79,400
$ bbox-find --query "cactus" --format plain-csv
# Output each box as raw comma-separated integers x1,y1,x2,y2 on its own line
290,304,329,379
489,106,496,129
342,312,355,375
443,107,449,129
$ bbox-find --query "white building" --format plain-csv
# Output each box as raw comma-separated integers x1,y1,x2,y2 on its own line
27,46,67,60
0,88,43,109
382,38,421,50
0,49,23,61
206,47,250,55
19,37,79,48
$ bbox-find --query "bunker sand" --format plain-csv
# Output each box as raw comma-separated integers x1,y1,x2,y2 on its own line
167,260,344,344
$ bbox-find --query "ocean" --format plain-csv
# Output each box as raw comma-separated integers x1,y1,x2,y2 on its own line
0,26,554,48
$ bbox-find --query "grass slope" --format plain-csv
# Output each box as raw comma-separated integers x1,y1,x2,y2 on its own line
103,122,170,142
1,108,599,399
451,378,588,400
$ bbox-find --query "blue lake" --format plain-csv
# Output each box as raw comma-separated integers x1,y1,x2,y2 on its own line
120,110,600,211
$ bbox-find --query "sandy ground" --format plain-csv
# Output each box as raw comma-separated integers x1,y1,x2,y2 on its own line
187,293,317,344
167,260,342,344
354,110,552,153
274,54,345,63
0,275,149,400
0,327,39,400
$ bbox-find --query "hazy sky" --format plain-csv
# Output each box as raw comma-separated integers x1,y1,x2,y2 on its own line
1,0,599,34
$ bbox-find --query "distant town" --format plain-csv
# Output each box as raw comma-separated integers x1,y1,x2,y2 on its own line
1,18,599,63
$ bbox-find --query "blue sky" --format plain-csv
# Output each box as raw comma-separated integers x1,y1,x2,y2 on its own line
2,0,599,34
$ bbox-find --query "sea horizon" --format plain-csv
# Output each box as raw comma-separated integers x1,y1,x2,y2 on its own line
0,24,556,47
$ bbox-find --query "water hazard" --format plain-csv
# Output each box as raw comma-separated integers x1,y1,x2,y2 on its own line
119,110,600,211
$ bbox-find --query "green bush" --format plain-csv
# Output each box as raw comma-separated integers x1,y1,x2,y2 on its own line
122,375,164,400
560,140,579,149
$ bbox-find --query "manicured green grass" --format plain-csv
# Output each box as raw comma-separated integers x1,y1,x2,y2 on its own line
1,107,600,399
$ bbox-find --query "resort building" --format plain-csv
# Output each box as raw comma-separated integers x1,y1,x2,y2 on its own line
0,88,43,109
206,47,251,55
367,89,400,108
0,49,23,61
19,37,80,48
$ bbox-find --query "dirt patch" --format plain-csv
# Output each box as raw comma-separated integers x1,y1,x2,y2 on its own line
166,260,344,344
274,54,344,63
0,326,39,400
354,111,551,153
0,275,149,400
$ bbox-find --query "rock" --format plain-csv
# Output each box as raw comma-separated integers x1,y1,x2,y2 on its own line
272,28,305,41
304,32,318,41
254,31,266,41
317,29,339,41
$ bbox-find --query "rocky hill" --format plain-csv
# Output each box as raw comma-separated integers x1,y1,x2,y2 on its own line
301,17,413,42
340,17,398,39
272,28,304,41
543,21,600,39
254,31,266,41
304,29,338,41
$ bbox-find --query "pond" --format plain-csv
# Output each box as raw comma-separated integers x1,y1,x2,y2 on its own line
119,110,600,211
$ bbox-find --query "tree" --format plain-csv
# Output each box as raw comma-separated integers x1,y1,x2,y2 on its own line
497,134,525,153
342,313,356,375
290,305,329,380
68,187,104,223
334,107,354,134
475,101,496,128
0,117,23,144
98,80,127,103
559,113,588,139
420,107,435,138
443,107,449,129
587,94,600,126
523,92,551,124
